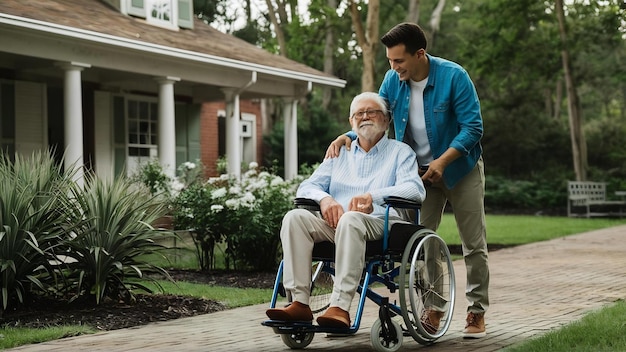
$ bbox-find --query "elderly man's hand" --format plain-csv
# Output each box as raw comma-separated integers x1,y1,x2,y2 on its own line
324,135,352,159
348,193,373,214
320,197,344,228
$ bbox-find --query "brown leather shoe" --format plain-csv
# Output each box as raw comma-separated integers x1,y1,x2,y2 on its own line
266,301,313,322
463,312,486,338
316,307,351,328
421,309,445,334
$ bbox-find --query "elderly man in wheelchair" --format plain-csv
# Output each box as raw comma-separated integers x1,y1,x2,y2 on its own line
263,92,456,351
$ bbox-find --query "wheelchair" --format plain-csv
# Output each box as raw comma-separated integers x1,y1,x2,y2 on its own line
262,196,456,351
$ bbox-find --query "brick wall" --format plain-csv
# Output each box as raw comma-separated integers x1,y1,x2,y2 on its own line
200,100,263,178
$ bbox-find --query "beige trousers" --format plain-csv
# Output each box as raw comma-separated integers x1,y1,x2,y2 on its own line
421,158,490,313
280,208,400,312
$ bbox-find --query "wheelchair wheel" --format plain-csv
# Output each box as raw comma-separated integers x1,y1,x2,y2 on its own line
309,261,334,316
370,318,403,352
398,230,455,344
281,331,315,349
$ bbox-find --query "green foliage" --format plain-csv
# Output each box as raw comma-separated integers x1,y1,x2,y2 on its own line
194,0,229,25
0,151,75,311
172,182,223,270
263,95,349,175
131,158,172,197
485,175,567,211
62,176,175,304
201,0,626,187
173,161,299,271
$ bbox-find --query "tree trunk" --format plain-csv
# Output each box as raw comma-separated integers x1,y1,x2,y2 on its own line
427,0,446,48
322,0,337,109
349,0,379,92
265,0,287,57
406,0,420,24
556,0,587,181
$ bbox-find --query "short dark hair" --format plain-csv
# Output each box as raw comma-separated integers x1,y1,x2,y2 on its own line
380,22,427,54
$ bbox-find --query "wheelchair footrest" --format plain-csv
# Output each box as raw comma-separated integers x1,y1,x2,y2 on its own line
261,320,356,335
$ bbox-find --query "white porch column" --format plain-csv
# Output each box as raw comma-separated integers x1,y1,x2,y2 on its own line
222,88,241,179
283,99,299,180
155,76,180,178
56,61,90,188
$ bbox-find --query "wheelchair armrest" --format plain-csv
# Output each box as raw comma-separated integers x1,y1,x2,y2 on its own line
294,197,321,211
383,196,422,210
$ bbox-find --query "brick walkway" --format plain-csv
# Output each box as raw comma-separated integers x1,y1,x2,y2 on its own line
7,225,626,352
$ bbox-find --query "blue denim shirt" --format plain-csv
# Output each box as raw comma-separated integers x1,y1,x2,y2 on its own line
379,54,483,189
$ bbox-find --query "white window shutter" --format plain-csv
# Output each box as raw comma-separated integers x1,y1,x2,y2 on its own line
177,0,194,29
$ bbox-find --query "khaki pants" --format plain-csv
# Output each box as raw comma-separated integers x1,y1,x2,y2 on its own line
280,209,403,312
421,158,490,313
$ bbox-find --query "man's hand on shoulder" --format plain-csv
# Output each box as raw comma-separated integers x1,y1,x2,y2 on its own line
324,135,352,159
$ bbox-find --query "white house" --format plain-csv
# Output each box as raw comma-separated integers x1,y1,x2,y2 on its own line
0,0,345,184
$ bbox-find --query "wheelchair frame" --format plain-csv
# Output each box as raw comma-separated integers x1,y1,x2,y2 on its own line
262,196,456,351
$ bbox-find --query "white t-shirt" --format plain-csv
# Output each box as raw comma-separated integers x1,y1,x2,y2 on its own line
408,77,433,166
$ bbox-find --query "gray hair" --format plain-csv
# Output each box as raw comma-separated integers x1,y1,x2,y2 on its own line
349,92,388,118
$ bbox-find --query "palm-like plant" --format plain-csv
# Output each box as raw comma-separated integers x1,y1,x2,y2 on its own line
64,175,175,304
0,151,74,312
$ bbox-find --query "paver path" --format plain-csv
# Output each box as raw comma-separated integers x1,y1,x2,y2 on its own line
7,225,626,352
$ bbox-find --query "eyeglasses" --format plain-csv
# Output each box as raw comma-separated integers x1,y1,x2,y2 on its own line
351,109,383,119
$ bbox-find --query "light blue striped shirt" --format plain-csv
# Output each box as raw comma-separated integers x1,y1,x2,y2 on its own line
297,135,425,218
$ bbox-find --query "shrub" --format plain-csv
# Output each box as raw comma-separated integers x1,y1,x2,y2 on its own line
485,175,567,212
131,158,171,197
62,175,175,304
173,162,299,272
224,165,297,271
0,151,75,312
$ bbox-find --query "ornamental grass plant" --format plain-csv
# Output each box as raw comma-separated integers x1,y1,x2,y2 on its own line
62,175,176,304
1,150,179,312
0,151,75,313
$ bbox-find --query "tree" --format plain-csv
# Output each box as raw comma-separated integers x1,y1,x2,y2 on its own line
427,0,446,48
406,0,419,23
348,0,380,91
556,0,588,181
322,0,338,109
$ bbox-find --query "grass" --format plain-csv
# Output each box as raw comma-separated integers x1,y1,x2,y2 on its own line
503,300,626,352
435,214,626,246
139,280,274,308
2,214,625,350
0,326,96,349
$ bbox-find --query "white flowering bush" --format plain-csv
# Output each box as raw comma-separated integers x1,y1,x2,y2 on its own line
173,162,300,271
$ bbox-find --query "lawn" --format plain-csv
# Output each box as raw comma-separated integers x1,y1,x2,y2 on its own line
435,213,626,246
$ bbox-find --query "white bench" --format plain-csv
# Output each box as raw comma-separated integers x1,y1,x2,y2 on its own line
567,181,626,218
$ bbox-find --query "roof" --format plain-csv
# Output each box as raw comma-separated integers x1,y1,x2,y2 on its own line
0,0,345,90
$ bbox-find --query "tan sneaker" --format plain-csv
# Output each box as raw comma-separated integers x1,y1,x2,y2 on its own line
463,312,486,338
421,309,444,334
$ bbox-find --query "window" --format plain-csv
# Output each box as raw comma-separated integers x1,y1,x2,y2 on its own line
125,0,194,30
146,0,176,29
126,99,158,174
